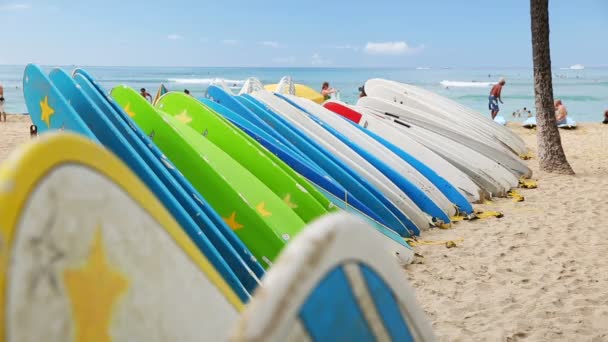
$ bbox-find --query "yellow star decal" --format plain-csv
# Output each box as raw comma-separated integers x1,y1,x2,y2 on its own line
63,227,129,342
123,103,136,118
40,96,55,128
223,211,244,230
256,202,272,217
283,194,298,209
175,110,192,124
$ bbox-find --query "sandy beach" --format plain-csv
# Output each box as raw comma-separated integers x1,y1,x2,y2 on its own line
2,113,608,341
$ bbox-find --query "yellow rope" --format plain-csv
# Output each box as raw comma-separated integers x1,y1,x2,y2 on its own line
519,177,538,189
475,210,504,219
507,190,525,202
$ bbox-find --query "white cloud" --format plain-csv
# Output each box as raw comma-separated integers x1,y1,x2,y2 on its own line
311,53,331,66
260,41,281,48
272,56,296,64
364,41,424,55
222,39,240,45
0,3,31,10
167,34,184,40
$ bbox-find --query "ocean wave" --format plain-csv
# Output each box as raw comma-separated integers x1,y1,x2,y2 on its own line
440,80,493,88
167,78,246,86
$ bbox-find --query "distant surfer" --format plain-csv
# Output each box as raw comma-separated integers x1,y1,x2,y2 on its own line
0,83,5,122
488,78,506,120
554,99,568,125
140,88,153,102
321,82,336,100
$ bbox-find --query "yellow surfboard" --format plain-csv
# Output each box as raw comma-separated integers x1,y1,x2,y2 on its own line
264,83,325,104
0,132,242,341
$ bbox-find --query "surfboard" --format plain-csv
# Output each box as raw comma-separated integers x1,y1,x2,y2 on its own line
22,64,96,139
234,212,435,341
282,94,457,221
264,83,325,104
239,94,419,236
522,116,577,129
69,70,265,294
111,86,307,268
253,90,431,234
44,68,252,300
155,91,333,222
364,78,527,155
71,69,264,284
324,101,475,212
0,132,242,341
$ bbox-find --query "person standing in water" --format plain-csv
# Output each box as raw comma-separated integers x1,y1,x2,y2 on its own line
0,83,6,122
321,82,336,100
140,88,153,102
488,77,506,119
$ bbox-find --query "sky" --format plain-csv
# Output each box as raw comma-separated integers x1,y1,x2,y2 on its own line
1,0,607,68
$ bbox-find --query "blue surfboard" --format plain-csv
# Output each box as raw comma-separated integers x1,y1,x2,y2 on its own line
276,93,451,224
23,64,96,140
41,67,251,301
343,118,473,214
73,70,264,293
72,69,265,285
242,94,420,236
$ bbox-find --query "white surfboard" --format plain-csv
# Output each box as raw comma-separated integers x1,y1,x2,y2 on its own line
358,96,531,179
251,90,433,232
365,78,528,155
233,212,436,341
0,132,241,341
286,94,457,218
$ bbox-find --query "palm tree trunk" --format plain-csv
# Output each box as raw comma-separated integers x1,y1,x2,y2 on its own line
530,0,574,174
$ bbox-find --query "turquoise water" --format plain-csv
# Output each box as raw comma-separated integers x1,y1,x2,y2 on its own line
1,65,607,122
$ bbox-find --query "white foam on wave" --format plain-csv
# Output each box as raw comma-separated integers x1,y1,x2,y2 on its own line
440,80,494,88
167,78,246,86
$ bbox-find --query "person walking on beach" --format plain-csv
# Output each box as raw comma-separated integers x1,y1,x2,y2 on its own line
0,83,6,122
140,88,153,102
488,78,506,119
603,110,608,124
554,99,568,125
321,82,336,100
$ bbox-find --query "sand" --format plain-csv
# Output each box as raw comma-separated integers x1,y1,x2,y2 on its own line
2,114,608,341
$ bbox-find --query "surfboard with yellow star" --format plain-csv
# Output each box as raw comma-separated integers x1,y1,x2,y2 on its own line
155,91,335,221
0,132,243,341
111,85,309,268
23,65,255,301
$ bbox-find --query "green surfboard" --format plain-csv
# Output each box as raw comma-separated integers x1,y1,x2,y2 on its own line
155,92,334,223
111,85,307,268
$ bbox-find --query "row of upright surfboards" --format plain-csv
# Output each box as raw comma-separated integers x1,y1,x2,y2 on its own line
1,65,531,341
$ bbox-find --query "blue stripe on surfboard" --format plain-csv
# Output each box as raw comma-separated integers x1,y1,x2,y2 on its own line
48,68,250,301
360,263,416,342
243,94,418,236
277,94,450,224
347,119,474,214
299,266,376,342
73,69,265,283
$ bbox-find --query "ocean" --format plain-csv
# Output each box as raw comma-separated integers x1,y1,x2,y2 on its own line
1,65,607,123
